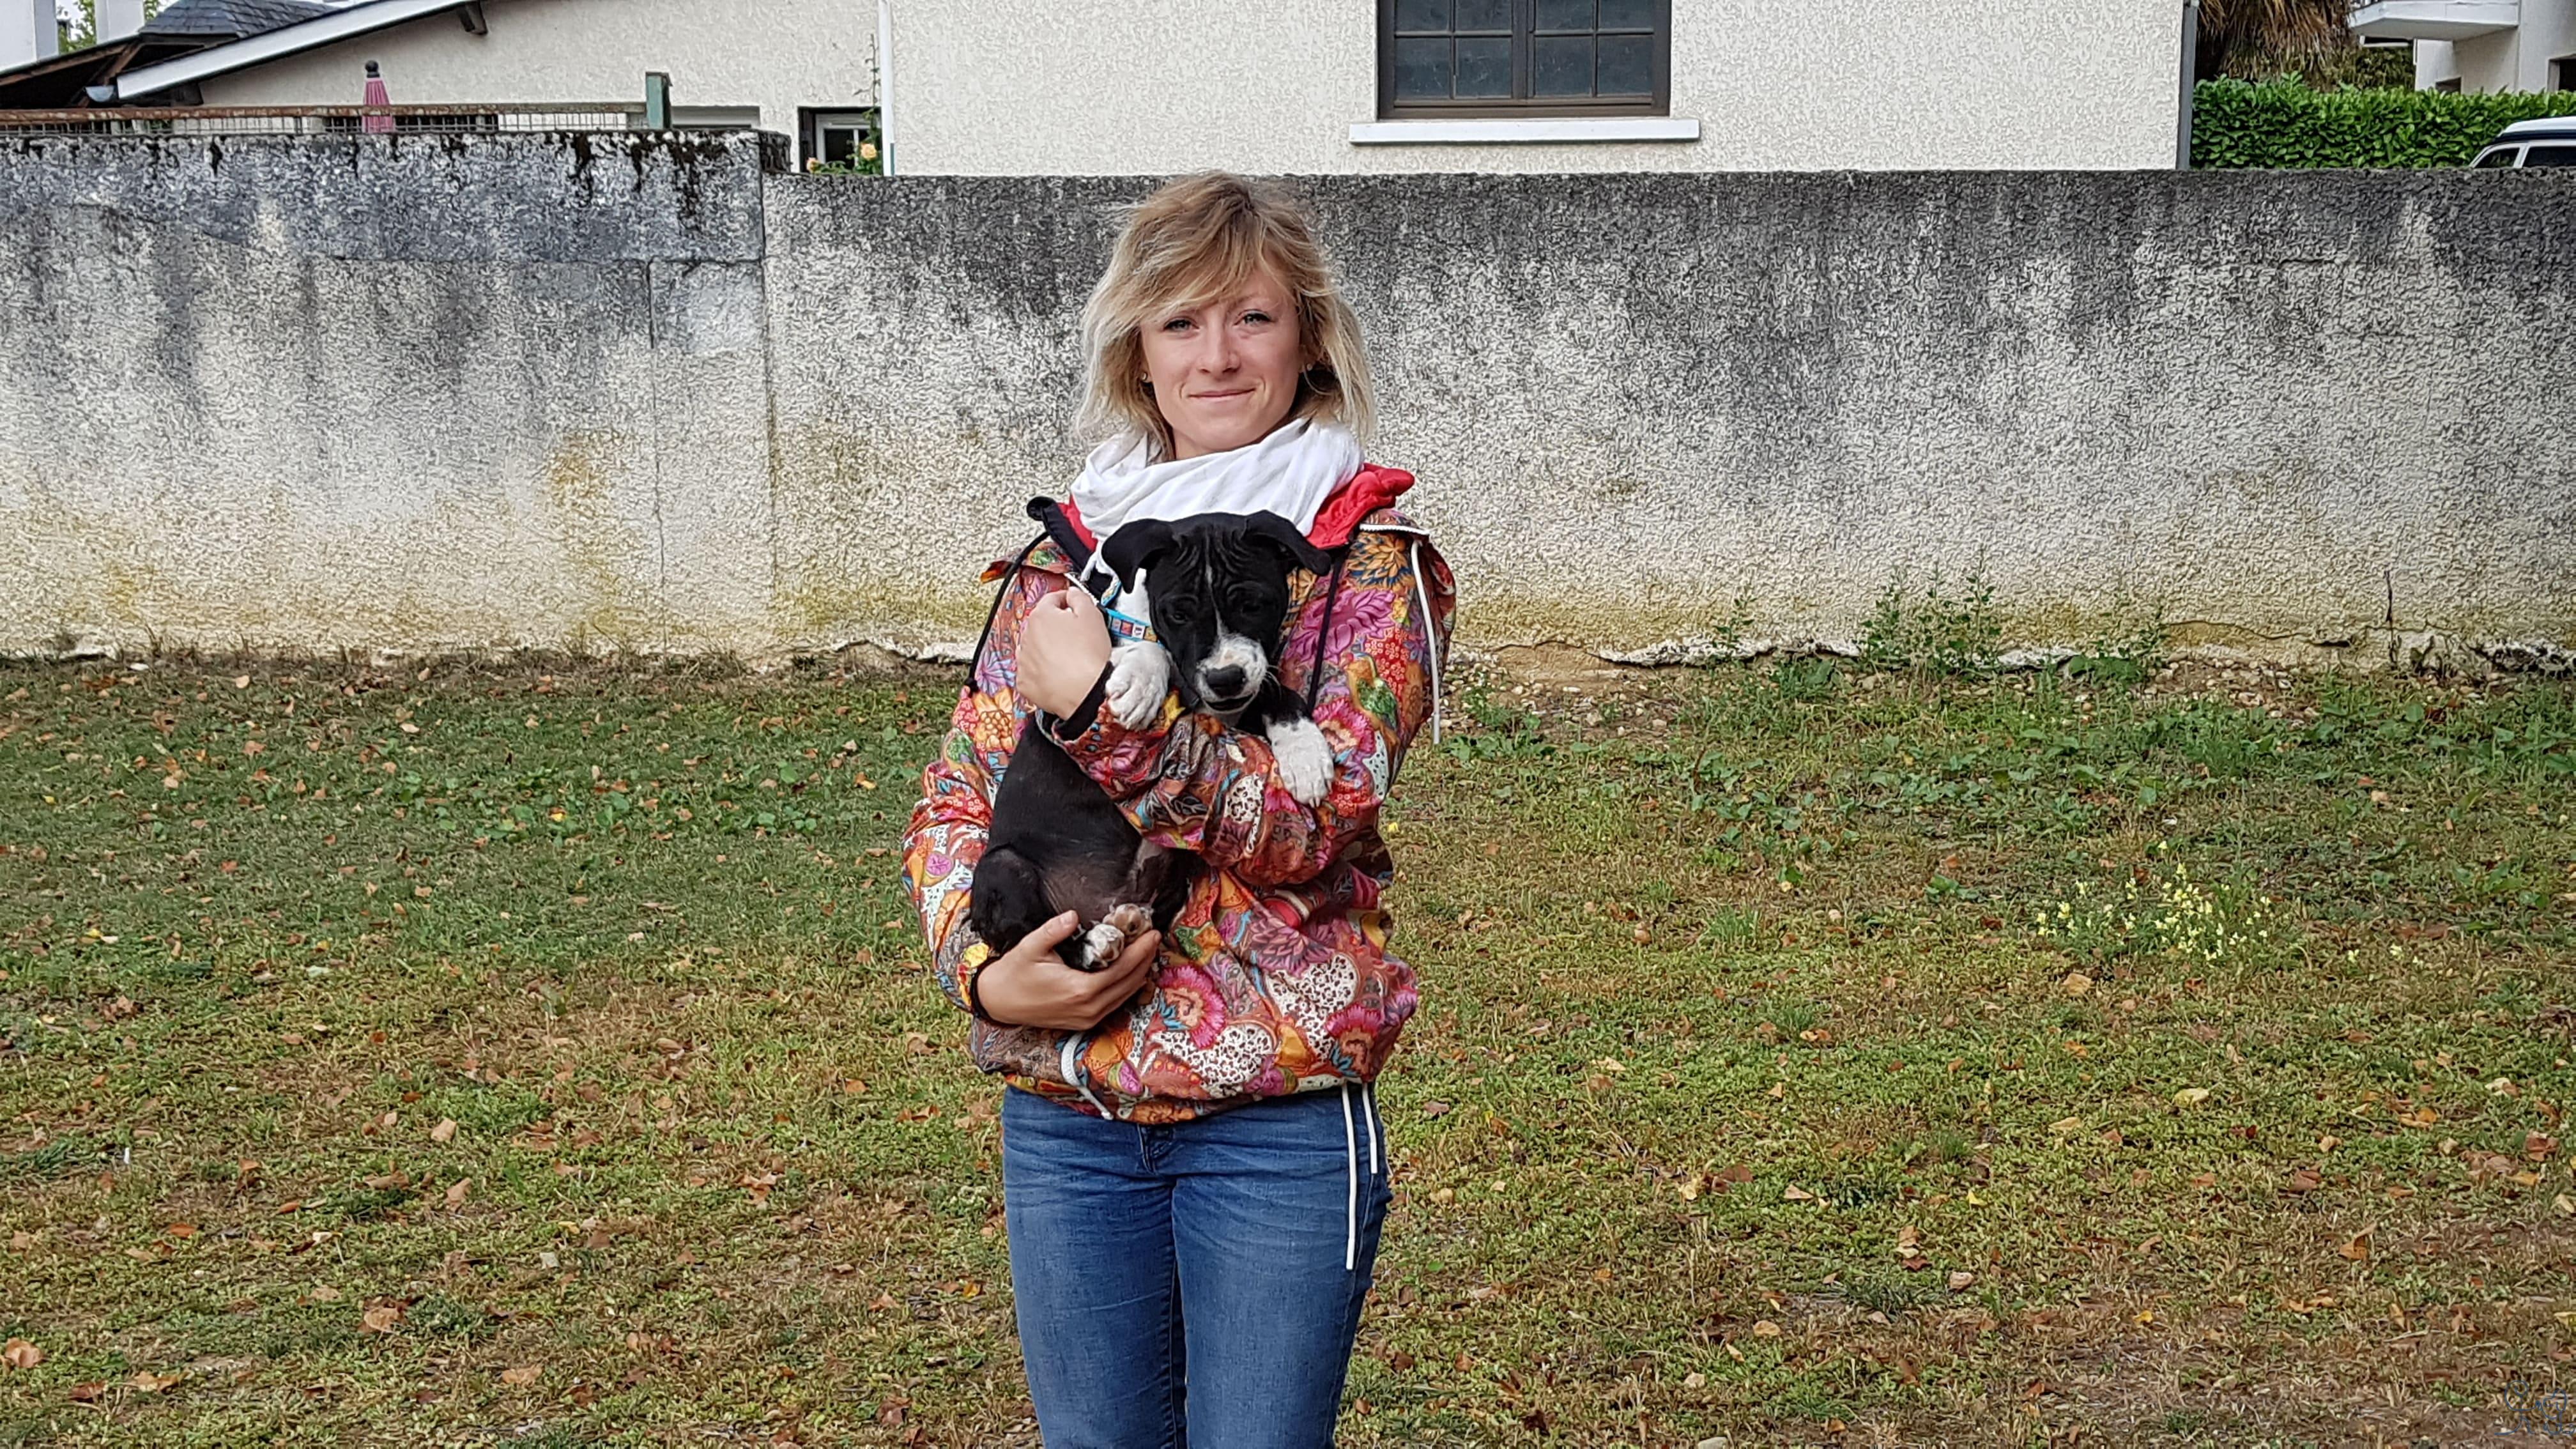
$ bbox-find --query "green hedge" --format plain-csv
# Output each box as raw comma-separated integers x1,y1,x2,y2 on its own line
2191,79,2576,168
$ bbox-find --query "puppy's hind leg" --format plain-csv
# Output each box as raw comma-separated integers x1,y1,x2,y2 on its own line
965,847,1066,966
1081,903,1156,971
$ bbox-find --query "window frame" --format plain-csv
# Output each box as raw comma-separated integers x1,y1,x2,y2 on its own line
1376,0,1672,121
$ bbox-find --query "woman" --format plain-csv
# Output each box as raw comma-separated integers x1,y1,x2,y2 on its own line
901,172,1453,1448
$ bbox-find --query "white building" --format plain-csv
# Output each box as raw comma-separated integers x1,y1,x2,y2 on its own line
8,0,2190,172
2350,0,2576,91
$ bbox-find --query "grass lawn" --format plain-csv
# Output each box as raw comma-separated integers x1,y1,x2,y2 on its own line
1,652,2571,1446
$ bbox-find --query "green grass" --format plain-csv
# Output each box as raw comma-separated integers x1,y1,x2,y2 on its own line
2,655,2572,1446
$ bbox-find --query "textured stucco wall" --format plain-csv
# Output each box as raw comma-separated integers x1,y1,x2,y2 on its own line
196,0,875,146
0,132,777,656
891,0,2181,174
4,137,2573,665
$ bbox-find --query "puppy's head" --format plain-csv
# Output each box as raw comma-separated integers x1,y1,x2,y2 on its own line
1100,512,1333,721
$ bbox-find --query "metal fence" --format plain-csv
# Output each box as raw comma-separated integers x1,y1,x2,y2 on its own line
0,103,648,138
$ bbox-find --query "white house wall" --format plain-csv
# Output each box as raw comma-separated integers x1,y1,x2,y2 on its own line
888,0,2181,172
2524,0,2576,87
194,0,875,141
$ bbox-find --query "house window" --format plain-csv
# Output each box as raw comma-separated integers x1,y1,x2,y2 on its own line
2556,57,2576,91
800,107,883,172
1378,0,1670,118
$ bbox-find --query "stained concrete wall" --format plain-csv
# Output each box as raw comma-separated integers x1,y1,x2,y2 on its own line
4,135,2573,667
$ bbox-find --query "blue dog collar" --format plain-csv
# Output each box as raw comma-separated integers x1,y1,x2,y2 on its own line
1103,604,1155,645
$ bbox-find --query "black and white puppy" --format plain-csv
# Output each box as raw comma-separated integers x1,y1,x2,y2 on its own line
969,511,1339,972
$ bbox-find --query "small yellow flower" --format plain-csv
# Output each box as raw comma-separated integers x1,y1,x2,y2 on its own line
859,141,879,161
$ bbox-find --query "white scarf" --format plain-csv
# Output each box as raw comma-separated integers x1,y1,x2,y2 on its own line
1070,417,1362,564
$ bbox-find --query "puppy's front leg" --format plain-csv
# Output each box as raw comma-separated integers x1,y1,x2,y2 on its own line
1103,641,1172,730
1240,686,1333,806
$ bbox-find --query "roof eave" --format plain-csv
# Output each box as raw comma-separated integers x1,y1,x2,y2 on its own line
110,0,475,101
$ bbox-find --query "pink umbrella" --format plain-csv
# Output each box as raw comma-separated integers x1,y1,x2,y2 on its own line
362,61,393,134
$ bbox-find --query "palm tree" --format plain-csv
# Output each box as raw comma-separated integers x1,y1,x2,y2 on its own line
2196,0,2352,80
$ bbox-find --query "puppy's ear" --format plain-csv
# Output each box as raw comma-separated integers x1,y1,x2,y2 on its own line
1242,512,1335,576
1099,520,1178,581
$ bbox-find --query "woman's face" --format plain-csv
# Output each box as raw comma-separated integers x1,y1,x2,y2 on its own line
1138,275,1304,461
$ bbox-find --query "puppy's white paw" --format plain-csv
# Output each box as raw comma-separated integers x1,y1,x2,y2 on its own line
1105,641,1172,730
1268,717,1333,806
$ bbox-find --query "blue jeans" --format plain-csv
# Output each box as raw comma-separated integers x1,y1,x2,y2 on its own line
1000,1083,1392,1449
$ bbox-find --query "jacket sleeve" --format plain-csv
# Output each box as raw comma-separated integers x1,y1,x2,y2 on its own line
1053,530,1451,891
901,561,1061,1015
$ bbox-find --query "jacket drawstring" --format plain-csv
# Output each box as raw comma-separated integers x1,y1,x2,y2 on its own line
1339,1084,1360,1272
1407,537,1445,745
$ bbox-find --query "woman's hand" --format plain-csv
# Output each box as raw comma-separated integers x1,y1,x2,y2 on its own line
975,911,1162,1030
1018,587,1113,719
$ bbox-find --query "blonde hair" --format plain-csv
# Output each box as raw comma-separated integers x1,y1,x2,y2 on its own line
1077,172,1375,459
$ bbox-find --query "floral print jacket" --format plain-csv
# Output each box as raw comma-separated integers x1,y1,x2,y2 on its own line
901,494,1454,1123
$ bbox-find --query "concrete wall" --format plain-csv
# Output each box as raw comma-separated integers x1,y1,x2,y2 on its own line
891,0,2182,174
197,0,875,150
4,135,2573,668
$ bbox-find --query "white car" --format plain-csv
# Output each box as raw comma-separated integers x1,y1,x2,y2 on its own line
2471,116,2576,168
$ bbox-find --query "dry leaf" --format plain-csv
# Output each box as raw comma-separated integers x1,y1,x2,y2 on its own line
2050,1116,2085,1135
2061,972,2093,997
1947,1270,1977,1291
500,1365,541,1386
2,1339,41,1370
1749,1320,1782,1338
429,1119,459,1144
2338,1228,2373,1262
2285,1168,2323,1193
129,1370,181,1393
445,1178,471,1208
1683,1370,1706,1389
67,1381,104,1402
359,1305,402,1334
2172,1088,2212,1108
1782,1184,1816,1202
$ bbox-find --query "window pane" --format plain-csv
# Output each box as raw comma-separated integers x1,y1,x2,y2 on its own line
1394,0,1448,31
2472,146,2520,167
1455,36,1510,96
1598,0,1655,27
1453,0,1509,31
824,128,855,163
1395,37,1453,99
1533,35,1592,94
1535,0,1593,32
2524,144,2576,166
1596,33,1652,94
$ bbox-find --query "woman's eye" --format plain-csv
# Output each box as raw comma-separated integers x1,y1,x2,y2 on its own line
1160,317,1193,332
1240,310,1271,325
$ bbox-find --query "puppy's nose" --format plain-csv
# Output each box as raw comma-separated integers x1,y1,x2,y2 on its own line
1202,666,1248,698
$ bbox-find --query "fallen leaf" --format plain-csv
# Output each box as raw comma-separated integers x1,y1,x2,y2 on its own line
67,1381,105,1402
2285,1168,2323,1194
444,1178,471,1208
1683,1370,1706,1389
1782,1184,1816,1202
1948,1270,1977,1291
429,1119,458,1144
2062,972,2093,997
500,1365,540,1386
2172,1088,2212,1108
1420,1099,1452,1119
129,1370,181,1393
2,1339,41,1370
1750,1320,1782,1338
2338,1228,2373,1262
359,1305,402,1334
2050,1116,2085,1135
